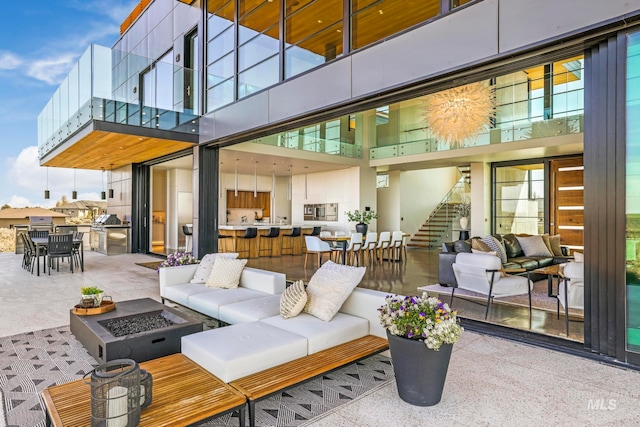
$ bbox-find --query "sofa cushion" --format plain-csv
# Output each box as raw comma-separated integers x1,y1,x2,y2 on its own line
502,234,524,258
508,257,541,270
239,267,287,294
471,238,492,253
304,261,366,322
190,253,239,284
218,295,282,324
162,283,215,307
206,258,247,289
187,287,270,319
454,240,472,253
181,321,308,383
549,234,564,256
261,312,369,354
481,235,508,263
441,242,455,252
280,280,307,319
516,235,553,257
574,251,584,262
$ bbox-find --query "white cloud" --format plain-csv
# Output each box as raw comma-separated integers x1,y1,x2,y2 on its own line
8,195,31,208
26,54,78,85
0,52,22,70
7,146,103,201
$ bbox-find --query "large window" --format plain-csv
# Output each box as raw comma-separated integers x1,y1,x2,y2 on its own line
207,0,235,111
351,0,440,50
626,30,640,353
493,163,545,236
284,0,343,78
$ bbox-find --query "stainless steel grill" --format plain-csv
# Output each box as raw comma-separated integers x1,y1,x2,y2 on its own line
29,216,53,232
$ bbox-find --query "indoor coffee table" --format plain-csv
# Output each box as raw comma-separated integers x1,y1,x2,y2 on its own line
70,298,203,363
42,353,246,427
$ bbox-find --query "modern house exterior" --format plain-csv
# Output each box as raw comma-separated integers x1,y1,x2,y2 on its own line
38,0,640,366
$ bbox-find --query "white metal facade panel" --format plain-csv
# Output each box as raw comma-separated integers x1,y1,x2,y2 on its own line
498,0,640,53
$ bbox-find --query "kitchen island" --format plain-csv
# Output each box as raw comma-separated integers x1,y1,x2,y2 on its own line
219,224,322,258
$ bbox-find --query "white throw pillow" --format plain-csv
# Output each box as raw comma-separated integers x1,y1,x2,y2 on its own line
516,235,553,257
205,257,247,289
190,253,239,284
280,280,307,319
304,261,366,322
574,251,584,262
481,235,508,264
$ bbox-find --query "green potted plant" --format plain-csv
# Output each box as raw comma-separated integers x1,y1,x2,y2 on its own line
378,292,463,406
80,286,104,308
345,209,378,234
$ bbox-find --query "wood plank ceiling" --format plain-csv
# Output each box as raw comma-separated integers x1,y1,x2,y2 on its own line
41,130,196,170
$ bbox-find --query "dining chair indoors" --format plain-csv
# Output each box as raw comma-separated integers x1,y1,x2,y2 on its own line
304,236,333,268
374,231,391,264
361,232,378,264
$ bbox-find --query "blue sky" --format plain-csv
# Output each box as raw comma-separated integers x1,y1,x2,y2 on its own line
0,0,137,207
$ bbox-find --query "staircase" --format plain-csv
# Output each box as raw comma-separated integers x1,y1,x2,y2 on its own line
408,166,471,249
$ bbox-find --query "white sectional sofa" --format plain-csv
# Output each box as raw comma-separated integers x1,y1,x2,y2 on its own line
181,286,388,382
159,262,286,323
158,257,389,384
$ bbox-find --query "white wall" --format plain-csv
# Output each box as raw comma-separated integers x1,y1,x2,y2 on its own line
377,171,401,231
400,167,460,238
470,162,491,238
167,168,193,250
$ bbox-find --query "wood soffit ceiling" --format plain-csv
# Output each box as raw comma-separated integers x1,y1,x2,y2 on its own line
41,130,195,170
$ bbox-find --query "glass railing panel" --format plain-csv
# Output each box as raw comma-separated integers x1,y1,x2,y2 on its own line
38,44,201,159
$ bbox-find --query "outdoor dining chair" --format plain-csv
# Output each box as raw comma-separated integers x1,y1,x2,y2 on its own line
47,233,74,274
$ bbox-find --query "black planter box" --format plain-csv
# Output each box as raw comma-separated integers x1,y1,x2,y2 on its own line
70,298,203,363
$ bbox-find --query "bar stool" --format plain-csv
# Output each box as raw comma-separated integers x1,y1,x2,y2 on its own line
281,227,301,255
182,224,193,252
304,226,321,237
217,233,231,252
258,227,280,257
237,227,258,258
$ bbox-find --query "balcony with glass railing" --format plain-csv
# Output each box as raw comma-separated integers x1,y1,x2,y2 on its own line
370,60,585,160
37,45,200,159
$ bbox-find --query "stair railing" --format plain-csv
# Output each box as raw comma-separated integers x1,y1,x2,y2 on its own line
411,168,471,248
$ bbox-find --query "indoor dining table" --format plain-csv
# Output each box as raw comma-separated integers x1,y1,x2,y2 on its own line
31,236,84,276
319,235,350,264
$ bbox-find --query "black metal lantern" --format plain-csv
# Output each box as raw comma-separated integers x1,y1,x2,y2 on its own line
85,359,141,427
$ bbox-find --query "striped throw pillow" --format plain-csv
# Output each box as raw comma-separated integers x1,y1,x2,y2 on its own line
280,280,307,319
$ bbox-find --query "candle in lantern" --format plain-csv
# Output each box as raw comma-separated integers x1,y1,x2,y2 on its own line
107,385,128,427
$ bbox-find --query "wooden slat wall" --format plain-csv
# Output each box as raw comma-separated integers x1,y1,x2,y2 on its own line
549,156,584,250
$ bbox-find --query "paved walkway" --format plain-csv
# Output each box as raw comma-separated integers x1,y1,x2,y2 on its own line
2,251,639,425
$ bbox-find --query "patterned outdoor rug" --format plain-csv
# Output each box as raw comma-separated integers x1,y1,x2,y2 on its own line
0,325,393,427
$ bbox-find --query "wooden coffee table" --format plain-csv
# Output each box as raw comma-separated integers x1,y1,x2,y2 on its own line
42,353,246,427
533,263,566,297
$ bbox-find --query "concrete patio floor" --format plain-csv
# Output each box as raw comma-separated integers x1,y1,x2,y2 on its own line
1,251,640,425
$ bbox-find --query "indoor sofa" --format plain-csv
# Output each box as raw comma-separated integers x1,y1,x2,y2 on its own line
439,233,571,286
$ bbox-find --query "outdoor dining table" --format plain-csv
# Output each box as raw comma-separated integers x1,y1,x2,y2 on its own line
319,235,350,265
31,236,84,276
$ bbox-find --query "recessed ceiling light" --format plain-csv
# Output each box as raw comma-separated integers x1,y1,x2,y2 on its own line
378,9,383,14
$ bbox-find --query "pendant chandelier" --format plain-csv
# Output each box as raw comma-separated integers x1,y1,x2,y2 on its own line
72,168,77,200
234,159,239,197
108,164,114,198
423,81,496,149
101,168,106,200
44,167,50,200
254,161,258,197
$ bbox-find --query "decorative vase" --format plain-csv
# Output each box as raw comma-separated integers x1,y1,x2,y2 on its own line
355,223,368,234
459,216,469,230
386,331,453,406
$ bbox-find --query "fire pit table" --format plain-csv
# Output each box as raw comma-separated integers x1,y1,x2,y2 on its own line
70,298,203,363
